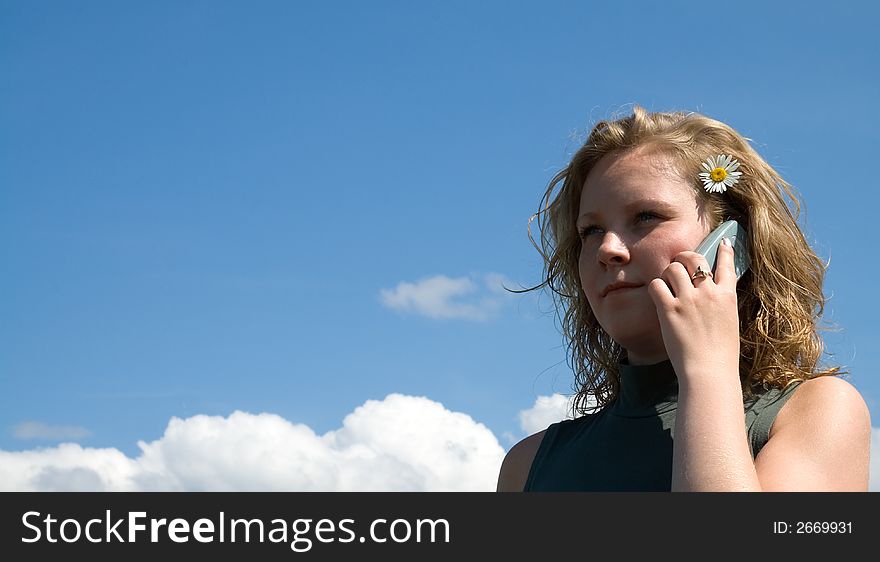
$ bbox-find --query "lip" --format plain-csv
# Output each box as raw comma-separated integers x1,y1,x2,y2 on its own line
601,282,643,297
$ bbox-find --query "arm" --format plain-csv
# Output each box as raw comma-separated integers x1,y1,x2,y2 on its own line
672,373,761,491
496,431,546,492
673,374,870,492
650,239,871,491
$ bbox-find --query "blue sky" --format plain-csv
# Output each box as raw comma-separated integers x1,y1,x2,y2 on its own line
2,0,879,490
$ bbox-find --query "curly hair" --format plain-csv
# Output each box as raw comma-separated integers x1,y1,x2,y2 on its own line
520,105,842,416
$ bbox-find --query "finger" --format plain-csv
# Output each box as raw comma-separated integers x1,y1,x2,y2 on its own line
672,251,714,286
661,261,693,297
647,277,675,308
713,237,736,287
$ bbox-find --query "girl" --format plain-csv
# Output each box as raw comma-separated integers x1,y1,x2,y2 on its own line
497,107,870,491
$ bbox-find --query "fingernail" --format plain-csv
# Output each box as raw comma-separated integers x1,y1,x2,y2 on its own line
722,237,731,247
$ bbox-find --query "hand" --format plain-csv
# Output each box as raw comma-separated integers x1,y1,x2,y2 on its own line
647,238,740,386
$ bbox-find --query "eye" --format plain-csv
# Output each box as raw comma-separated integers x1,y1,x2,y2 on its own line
577,211,662,240
635,210,661,223
577,224,602,239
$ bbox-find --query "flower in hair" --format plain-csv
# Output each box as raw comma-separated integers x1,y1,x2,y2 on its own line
699,154,742,193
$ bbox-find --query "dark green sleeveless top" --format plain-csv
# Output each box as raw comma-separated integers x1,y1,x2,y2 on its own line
524,359,802,491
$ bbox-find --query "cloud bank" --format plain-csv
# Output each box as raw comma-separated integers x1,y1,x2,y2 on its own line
0,394,505,492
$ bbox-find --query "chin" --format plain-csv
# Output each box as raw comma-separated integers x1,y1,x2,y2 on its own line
600,313,662,351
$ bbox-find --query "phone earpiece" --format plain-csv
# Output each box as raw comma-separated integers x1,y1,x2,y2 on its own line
694,220,751,280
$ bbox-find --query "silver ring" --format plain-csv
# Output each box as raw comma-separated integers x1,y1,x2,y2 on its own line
692,265,713,280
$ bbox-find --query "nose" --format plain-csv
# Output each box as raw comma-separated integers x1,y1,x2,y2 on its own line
597,231,630,266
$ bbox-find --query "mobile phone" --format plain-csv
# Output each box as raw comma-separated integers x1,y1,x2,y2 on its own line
694,220,750,280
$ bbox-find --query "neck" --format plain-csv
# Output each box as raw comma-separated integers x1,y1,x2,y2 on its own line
626,350,669,365
613,320,669,366
623,346,669,366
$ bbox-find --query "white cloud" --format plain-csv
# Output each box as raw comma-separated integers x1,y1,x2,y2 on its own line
518,394,577,436
0,394,505,492
379,273,515,321
13,421,91,441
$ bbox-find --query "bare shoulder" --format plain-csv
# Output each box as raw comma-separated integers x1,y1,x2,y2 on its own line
771,376,870,438
495,430,547,492
757,376,872,491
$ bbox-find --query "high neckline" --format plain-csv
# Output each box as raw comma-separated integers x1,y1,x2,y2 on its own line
610,359,679,417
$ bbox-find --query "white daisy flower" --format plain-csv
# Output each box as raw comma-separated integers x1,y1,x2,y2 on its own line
699,154,742,193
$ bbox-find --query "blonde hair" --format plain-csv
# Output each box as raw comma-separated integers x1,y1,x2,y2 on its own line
522,105,841,415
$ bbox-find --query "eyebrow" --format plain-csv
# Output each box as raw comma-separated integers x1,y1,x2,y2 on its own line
577,199,677,223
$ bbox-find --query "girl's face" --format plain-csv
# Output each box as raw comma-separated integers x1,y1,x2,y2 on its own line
577,147,712,364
